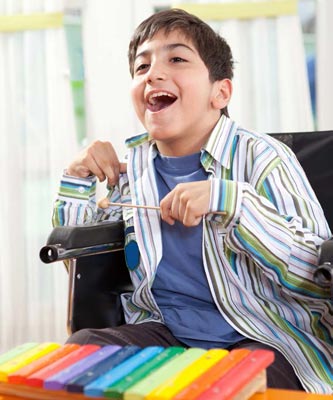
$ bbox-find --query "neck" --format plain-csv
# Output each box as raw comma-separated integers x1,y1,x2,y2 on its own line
156,115,221,157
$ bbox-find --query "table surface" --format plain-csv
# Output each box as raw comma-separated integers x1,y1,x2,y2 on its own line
251,389,333,399
0,388,331,400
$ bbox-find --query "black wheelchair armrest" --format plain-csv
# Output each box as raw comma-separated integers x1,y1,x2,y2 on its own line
40,220,125,263
39,220,133,334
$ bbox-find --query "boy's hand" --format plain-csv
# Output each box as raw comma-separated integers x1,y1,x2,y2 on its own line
66,140,127,186
160,181,211,226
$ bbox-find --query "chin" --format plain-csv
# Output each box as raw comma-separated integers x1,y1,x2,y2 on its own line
145,124,169,139
149,126,177,139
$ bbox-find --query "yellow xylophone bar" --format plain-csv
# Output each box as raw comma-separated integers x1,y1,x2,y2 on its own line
0,343,60,382
144,348,228,399
0,342,275,400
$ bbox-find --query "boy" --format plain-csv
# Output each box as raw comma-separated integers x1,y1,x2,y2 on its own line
53,9,332,394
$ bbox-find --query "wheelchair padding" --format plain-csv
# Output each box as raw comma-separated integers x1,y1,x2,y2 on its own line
271,130,333,231
44,220,125,249
72,250,131,331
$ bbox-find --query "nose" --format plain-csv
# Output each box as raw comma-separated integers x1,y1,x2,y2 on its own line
145,61,166,83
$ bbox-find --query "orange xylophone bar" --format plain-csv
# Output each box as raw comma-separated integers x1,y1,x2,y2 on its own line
0,342,274,400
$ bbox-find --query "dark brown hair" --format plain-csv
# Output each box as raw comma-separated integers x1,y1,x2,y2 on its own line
128,8,234,116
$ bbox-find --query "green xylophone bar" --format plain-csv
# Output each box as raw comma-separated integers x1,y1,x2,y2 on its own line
0,343,38,366
123,348,206,400
104,346,186,399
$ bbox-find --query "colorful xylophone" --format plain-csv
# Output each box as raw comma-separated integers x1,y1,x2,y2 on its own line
0,342,274,400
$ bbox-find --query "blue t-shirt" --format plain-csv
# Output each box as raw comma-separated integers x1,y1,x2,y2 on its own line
152,151,244,349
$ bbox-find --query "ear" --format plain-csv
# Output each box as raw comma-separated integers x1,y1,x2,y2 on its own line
211,79,232,110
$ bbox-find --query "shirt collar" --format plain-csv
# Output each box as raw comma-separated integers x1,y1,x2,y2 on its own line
125,132,150,148
202,114,239,170
125,114,238,170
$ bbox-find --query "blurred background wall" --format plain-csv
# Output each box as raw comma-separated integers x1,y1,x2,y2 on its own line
0,0,331,351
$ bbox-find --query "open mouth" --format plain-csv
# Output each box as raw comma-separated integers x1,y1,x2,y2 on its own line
146,91,177,112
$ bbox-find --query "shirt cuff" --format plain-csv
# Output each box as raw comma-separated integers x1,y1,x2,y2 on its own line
58,172,97,201
208,178,243,228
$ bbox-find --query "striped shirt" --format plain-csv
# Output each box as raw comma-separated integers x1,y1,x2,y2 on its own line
53,115,333,393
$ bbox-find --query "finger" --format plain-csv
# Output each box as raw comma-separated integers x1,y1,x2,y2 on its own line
171,200,180,222
183,207,202,227
66,164,91,178
106,162,127,186
170,187,183,222
161,206,176,225
163,212,176,225
160,193,176,225
68,155,106,181
119,162,127,173
90,143,121,185
78,143,110,182
104,164,119,186
178,191,189,224
85,155,107,182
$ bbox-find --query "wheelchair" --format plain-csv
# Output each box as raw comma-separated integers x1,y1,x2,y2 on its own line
40,130,333,335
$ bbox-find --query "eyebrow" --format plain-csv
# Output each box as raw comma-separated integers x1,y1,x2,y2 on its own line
135,43,195,61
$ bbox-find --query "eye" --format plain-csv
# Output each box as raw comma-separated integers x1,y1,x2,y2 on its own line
135,64,150,74
170,57,186,63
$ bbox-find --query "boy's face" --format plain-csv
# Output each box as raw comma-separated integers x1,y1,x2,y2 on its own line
131,29,230,156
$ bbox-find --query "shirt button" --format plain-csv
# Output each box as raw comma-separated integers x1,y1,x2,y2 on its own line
78,186,85,194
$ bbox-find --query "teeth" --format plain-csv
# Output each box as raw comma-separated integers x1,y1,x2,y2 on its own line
148,92,176,105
